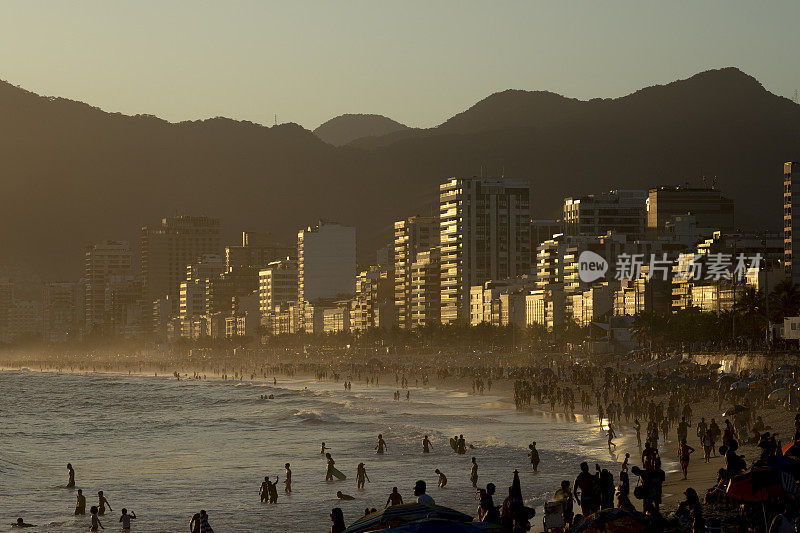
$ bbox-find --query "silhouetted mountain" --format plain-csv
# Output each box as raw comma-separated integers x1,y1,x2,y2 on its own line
0,67,797,280
313,114,408,146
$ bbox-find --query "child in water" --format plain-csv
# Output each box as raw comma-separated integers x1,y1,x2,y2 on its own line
435,469,447,488
90,506,103,531
284,463,292,493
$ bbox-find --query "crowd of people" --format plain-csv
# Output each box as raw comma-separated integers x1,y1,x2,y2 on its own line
7,348,800,532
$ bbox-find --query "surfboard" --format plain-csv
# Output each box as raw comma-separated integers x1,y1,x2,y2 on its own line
449,438,458,452
331,467,347,480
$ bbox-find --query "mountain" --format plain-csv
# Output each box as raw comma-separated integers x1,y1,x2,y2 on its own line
313,114,408,146
0,67,798,281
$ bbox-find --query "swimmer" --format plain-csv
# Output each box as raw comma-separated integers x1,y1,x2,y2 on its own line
90,506,103,531
435,469,447,488
385,487,403,507
337,491,355,500
12,518,35,528
67,463,75,488
97,491,112,515
422,435,432,453
376,434,387,454
470,457,478,488
284,463,292,493
119,509,136,530
356,463,370,490
75,489,86,515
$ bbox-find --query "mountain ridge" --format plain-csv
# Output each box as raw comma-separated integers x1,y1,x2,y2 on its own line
0,67,797,281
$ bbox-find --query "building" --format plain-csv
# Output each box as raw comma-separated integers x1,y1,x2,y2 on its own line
84,241,132,334
563,190,647,239
297,222,356,330
647,186,734,238
410,249,441,328
141,215,222,323
439,177,531,324
258,258,298,324
525,286,565,331
7,300,42,341
785,162,800,285
225,231,294,273
394,216,439,329
178,254,225,339
323,301,351,333
570,283,614,326
469,277,535,326
0,278,14,343
351,266,394,331
43,281,83,342
530,220,563,251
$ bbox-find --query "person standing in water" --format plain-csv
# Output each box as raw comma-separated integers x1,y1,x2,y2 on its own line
470,457,478,488
385,487,403,507
66,463,75,488
89,506,103,531
119,509,136,530
190,513,201,533
75,489,86,515
376,434,387,454
321,442,329,455
199,510,214,533
356,463,370,489
284,463,292,493
260,477,270,502
435,469,447,488
528,442,540,472
97,491,112,515
422,435,432,453
325,453,336,481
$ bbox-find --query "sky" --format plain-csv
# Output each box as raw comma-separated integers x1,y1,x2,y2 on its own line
0,1,798,130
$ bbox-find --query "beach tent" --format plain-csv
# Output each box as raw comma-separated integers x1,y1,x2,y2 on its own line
372,518,498,532
344,504,473,533
571,508,651,532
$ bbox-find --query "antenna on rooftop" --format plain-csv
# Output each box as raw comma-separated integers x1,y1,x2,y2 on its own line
274,114,277,126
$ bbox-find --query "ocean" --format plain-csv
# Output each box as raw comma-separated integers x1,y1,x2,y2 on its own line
0,369,622,532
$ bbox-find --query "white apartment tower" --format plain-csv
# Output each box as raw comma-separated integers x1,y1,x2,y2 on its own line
84,240,131,333
439,177,531,324
297,222,356,329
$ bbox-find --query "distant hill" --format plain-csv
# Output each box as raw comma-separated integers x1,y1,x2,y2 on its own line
0,67,798,281
313,113,408,146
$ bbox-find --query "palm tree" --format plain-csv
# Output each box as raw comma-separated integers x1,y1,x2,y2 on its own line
769,279,800,323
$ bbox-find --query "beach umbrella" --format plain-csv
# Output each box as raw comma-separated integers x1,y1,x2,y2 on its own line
372,518,494,532
749,381,765,390
769,388,789,401
730,381,749,391
722,404,748,417
725,467,796,502
344,504,473,533
572,508,651,532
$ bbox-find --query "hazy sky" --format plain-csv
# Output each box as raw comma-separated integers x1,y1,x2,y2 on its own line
1,1,798,130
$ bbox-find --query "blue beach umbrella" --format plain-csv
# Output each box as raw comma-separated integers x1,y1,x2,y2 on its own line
344,504,473,533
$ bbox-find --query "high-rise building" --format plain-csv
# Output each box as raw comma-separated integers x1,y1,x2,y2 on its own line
225,231,295,273
84,240,131,334
647,186,734,238
563,190,647,238
530,220,563,251
394,216,438,329
785,162,800,284
43,281,82,342
410,249,441,328
141,215,222,322
297,222,356,330
351,265,394,331
258,258,298,321
439,177,531,324
0,278,14,343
